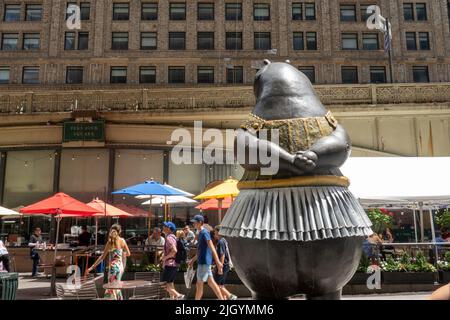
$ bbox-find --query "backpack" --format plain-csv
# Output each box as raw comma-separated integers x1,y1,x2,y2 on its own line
175,238,188,264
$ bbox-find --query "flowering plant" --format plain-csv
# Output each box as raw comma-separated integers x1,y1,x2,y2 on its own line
437,260,450,271
367,208,394,234
380,252,437,272
435,209,450,229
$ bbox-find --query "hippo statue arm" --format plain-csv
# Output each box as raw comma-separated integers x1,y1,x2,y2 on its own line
235,129,307,175
306,124,351,170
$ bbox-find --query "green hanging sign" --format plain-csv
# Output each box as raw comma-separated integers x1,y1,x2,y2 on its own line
63,121,105,142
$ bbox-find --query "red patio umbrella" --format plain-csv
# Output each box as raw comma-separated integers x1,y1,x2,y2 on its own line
20,192,101,295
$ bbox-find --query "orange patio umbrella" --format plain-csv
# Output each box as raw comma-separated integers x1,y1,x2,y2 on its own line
196,197,233,211
86,198,134,246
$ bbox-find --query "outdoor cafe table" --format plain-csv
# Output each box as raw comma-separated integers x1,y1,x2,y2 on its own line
103,280,153,299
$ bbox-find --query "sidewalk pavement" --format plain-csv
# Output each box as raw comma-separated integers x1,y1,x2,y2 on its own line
13,273,433,300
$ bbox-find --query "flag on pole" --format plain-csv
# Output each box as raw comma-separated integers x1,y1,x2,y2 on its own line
381,18,392,54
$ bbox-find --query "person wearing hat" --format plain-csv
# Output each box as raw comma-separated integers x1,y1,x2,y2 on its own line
187,215,224,300
162,221,185,300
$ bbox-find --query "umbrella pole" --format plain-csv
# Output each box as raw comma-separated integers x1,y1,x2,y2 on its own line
147,196,152,237
164,196,167,221
95,217,98,247
419,202,424,242
413,209,418,243
218,198,223,223
51,215,61,296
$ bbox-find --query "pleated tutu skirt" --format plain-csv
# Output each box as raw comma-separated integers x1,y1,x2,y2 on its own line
220,186,373,242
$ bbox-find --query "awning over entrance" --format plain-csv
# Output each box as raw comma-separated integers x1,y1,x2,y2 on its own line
341,157,450,206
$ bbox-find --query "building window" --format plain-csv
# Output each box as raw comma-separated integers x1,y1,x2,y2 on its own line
305,3,316,20
22,67,40,84
141,32,157,50
23,33,40,50
404,3,414,21
66,66,83,84
142,3,158,20
198,3,214,20
293,32,304,50
2,33,19,50
360,4,373,22
412,66,429,82
0,67,10,84
110,67,127,83
112,32,129,50
370,66,386,83
4,4,21,22
254,32,271,50
306,32,317,50
254,3,270,21
197,66,214,84
226,66,243,84
342,33,358,50
406,32,417,50
170,3,186,20
362,33,379,50
341,66,358,84
113,3,129,20
340,4,356,22
226,32,242,50
25,4,42,21
169,32,186,50
139,66,156,83
292,3,302,20
197,32,214,50
168,67,185,84
64,32,75,50
80,2,91,20
418,32,430,50
226,3,242,20
78,32,89,50
416,3,427,21
299,66,315,83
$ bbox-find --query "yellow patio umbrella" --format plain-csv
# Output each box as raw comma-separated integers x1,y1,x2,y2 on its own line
194,177,239,222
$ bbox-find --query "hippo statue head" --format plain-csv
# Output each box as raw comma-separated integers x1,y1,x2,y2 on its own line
253,60,327,120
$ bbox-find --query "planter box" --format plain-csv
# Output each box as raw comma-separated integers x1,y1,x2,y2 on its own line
382,272,436,284
438,271,450,283
348,272,372,285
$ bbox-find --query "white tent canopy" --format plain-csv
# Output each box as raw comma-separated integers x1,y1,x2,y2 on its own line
0,206,20,217
141,196,198,206
341,157,450,206
341,157,450,243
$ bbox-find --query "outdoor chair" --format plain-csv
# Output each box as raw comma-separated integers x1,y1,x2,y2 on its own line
56,274,104,300
130,272,167,300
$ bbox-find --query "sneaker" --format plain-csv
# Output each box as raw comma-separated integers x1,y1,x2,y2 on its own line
177,294,186,300
228,294,238,300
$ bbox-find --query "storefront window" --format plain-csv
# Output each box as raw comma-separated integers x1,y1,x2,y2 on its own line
59,149,109,203
3,150,55,208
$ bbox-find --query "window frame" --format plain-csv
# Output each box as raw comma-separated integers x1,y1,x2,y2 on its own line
369,66,387,84
141,32,157,50
1,33,19,50
253,3,270,21
168,66,185,84
66,66,84,84
226,66,243,84
112,3,130,21
197,66,215,84
341,66,358,84
4,4,21,22
139,66,156,84
254,32,271,50
197,32,215,50
110,66,127,84
22,66,40,84
226,32,243,50
23,33,40,50
197,3,214,20
168,32,186,50
341,33,358,50
111,32,129,50
340,4,357,22
169,3,186,20
25,4,43,21
225,3,242,21
141,2,158,20
362,33,379,50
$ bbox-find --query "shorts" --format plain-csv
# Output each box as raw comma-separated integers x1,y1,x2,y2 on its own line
162,266,178,283
196,264,213,282
213,264,230,286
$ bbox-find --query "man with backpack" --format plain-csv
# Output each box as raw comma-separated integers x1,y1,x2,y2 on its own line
162,221,185,300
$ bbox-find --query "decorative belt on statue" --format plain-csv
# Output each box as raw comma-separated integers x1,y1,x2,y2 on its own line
237,175,350,190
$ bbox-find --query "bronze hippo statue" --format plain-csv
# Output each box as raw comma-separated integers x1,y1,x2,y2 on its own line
220,60,373,300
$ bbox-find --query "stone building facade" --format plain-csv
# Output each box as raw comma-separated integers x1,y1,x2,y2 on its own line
0,0,449,85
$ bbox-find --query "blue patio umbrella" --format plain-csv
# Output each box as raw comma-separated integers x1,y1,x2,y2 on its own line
112,179,190,235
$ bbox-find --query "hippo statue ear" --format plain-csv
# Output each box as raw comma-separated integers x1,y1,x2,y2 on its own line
263,59,271,65
285,60,291,64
